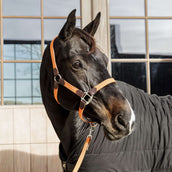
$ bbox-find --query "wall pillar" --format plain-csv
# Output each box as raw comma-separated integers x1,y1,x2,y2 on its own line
81,0,111,72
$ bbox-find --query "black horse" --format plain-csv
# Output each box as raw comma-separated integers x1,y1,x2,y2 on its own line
40,10,172,172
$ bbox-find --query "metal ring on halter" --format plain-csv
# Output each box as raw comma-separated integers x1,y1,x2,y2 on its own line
54,74,62,83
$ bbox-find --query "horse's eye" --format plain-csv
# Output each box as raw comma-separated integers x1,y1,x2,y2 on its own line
72,61,82,69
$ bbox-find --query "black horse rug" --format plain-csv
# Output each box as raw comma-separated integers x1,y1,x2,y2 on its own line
60,81,172,172
40,9,172,172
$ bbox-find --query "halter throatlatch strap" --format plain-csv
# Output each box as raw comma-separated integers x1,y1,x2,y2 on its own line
50,36,117,123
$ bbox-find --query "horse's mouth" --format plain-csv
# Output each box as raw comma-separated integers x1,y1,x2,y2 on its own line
103,126,130,141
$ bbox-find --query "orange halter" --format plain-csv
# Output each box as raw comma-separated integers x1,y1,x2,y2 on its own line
50,36,116,124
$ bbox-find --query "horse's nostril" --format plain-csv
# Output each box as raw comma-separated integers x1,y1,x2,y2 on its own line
115,114,128,131
117,115,126,127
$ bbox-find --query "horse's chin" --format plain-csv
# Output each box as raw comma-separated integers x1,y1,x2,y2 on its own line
103,126,130,141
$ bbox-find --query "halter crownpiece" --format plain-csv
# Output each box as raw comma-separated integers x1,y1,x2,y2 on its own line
50,36,117,123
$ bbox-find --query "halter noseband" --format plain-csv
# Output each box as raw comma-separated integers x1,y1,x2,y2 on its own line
50,36,116,124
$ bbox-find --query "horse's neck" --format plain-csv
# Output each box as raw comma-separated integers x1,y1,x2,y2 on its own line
57,109,88,156
43,91,84,156
40,48,88,156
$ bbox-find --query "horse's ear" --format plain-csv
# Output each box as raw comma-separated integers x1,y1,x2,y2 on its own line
59,9,76,40
83,12,101,36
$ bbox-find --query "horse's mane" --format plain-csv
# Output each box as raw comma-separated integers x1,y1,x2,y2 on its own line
73,28,96,54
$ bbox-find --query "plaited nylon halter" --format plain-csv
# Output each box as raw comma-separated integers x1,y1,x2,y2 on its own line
50,36,116,124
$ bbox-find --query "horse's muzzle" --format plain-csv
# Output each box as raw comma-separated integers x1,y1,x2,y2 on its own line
102,104,135,141
113,109,135,132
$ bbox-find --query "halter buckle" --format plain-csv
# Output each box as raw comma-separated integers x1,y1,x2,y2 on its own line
81,92,93,105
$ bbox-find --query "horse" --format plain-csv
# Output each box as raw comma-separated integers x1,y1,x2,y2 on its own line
40,10,172,172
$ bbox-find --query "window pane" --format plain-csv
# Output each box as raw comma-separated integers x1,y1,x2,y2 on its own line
109,0,144,16
112,63,147,91
150,63,172,96
3,18,41,40
4,63,15,79
3,44,15,60
0,64,1,100
148,0,172,16
16,44,31,60
4,64,15,104
16,80,31,97
3,19,41,60
33,80,40,97
32,44,42,60
32,63,40,79
4,43,42,60
0,18,1,59
110,19,146,58
44,19,81,42
16,63,31,79
3,63,42,105
3,0,41,16
4,80,15,97
149,20,172,58
43,0,80,16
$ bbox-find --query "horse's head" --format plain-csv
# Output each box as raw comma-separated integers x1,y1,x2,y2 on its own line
52,10,135,141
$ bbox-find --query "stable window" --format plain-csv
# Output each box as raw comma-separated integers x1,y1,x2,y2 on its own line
1,0,171,105
0,0,81,105
109,0,172,95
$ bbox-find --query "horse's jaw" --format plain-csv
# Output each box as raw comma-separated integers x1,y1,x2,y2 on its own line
102,121,135,141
